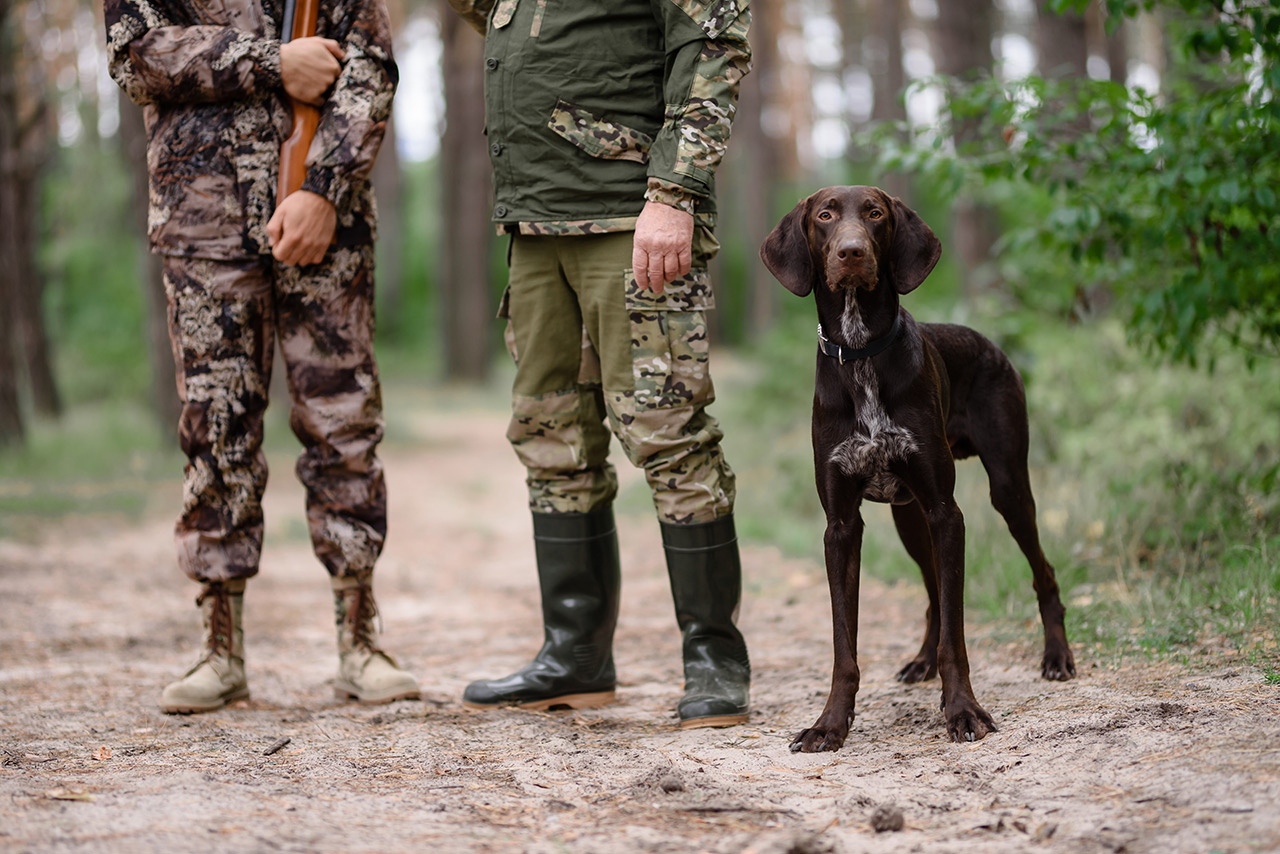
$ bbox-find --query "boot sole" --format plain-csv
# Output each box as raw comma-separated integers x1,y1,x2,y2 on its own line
160,686,251,715
463,690,616,712
679,712,749,729
333,684,421,705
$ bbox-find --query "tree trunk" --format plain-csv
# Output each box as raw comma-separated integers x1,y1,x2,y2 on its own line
372,114,404,317
119,96,180,439
14,109,59,418
861,0,910,199
934,0,1000,297
0,3,27,445
740,0,778,336
439,3,493,381
1037,0,1088,78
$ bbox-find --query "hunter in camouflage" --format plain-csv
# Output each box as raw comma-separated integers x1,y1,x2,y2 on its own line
452,0,754,730
106,0,418,712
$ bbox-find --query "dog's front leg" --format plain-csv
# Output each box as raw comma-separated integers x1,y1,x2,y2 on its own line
925,497,997,742
791,510,864,753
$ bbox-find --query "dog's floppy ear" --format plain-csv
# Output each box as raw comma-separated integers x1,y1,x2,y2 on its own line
760,196,815,296
888,197,942,294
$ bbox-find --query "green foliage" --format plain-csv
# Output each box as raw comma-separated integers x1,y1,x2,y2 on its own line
870,0,1280,367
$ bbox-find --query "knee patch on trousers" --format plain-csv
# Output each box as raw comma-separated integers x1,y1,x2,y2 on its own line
509,385,618,514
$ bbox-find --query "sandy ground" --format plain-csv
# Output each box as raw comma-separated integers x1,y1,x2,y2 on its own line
2,400,1279,854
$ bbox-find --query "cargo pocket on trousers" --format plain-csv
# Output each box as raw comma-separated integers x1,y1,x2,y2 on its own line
624,268,715,410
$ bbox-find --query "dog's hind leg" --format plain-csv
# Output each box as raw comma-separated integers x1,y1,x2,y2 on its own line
891,500,940,684
972,402,1076,681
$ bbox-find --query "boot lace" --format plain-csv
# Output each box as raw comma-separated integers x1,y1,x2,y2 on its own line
344,585,383,653
196,585,234,658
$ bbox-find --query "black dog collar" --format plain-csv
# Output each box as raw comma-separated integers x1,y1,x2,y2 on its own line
817,311,902,364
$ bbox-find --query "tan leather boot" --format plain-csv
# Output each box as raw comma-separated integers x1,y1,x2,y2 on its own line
160,580,250,714
332,573,420,704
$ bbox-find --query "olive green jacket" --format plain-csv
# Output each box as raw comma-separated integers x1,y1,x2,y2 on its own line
450,0,751,235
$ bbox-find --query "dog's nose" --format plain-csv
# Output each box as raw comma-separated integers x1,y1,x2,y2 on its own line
836,241,866,262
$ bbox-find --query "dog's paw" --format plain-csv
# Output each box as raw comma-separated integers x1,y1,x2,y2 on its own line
1041,645,1077,681
789,725,848,753
945,699,997,743
895,656,938,684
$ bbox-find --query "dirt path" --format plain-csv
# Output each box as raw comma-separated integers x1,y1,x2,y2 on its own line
2,399,1278,854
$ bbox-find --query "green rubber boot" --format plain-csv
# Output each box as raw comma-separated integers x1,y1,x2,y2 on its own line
332,573,421,704
160,580,250,714
662,516,751,728
462,506,621,711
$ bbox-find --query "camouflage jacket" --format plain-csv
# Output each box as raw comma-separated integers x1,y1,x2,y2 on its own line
449,0,750,236
105,0,397,259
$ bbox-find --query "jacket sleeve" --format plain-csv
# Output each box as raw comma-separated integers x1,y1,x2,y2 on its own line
104,0,283,106
645,0,752,214
446,0,496,36
299,0,399,218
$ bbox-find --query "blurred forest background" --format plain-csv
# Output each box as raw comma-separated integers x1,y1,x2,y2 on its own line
0,0,1276,671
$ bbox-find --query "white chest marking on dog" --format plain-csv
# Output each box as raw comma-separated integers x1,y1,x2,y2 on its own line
828,293,918,500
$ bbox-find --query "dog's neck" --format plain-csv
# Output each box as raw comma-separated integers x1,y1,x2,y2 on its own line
815,276,901,352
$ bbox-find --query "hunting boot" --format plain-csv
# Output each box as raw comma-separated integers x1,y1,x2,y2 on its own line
462,506,621,710
662,516,751,728
332,572,421,704
160,579,250,714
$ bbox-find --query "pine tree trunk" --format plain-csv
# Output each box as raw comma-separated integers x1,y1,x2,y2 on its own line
14,141,60,418
741,0,778,336
862,0,910,199
439,3,493,381
0,3,27,445
372,115,404,317
935,0,1001,296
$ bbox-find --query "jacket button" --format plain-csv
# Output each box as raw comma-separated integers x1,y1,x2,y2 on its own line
490,142,504,156
485,57,499,70
494,204,508,217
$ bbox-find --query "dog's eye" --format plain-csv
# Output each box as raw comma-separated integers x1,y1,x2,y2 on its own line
817,210,833,221
868,209,883,219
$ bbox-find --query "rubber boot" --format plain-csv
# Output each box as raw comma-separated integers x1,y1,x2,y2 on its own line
662,516,751,728
332,572,421,704
462,506,621,710
160,579,250,714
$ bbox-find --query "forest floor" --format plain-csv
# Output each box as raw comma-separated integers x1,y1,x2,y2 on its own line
2,390,1279,854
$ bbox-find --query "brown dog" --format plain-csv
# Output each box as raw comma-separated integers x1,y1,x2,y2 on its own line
761,186,1075,750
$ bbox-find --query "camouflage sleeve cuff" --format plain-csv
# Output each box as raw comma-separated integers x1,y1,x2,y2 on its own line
300,166,353,218
645,178,698,216
257,39,283,91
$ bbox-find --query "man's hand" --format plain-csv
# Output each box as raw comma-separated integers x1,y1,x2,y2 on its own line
280,37,345,106
267,190,336,266
633,201,694,294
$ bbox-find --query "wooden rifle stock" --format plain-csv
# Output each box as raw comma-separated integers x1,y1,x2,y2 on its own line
278,0,322,202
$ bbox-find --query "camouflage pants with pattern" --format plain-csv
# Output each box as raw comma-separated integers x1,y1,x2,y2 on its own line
162,246,387,583
504,229,735,524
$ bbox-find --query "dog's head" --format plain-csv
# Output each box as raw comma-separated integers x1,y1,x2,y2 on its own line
760,186,942,298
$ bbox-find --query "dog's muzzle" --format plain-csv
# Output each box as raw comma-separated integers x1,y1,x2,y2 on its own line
825,234,878,291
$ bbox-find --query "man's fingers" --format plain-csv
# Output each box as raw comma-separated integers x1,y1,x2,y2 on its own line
322,38,346,61
661,250,680,284
267,208,283,244
633,247,650,292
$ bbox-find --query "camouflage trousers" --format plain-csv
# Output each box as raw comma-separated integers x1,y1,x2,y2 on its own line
161,246,387,583
504,229,735,524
